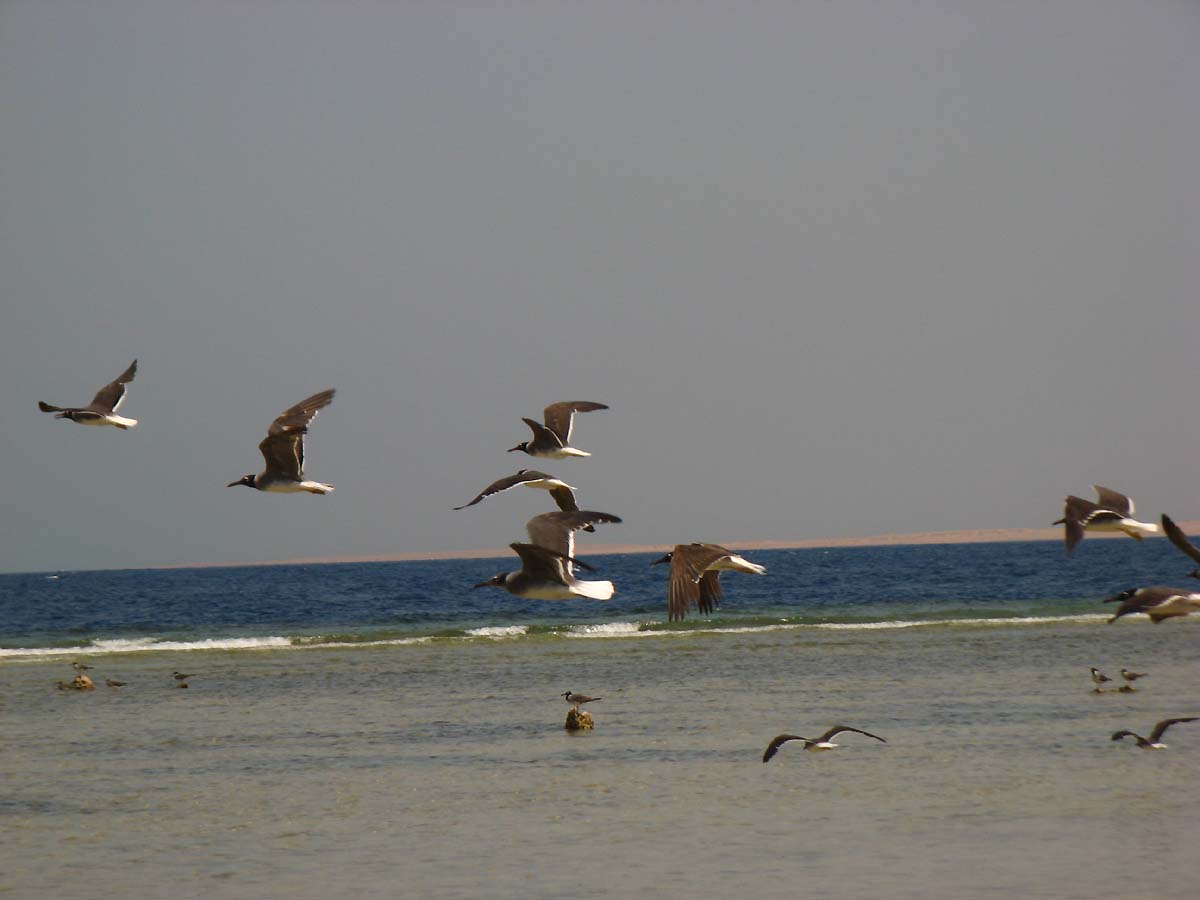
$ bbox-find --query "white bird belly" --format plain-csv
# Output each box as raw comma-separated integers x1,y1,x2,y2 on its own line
710,555,767,575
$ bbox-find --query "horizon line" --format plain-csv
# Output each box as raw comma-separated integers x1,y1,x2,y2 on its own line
18,522,1189,576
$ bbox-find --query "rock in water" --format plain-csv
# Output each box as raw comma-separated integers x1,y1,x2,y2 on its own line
72,674,95,690
564,707,594,731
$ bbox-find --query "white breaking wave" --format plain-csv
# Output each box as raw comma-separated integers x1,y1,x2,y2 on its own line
0,635,294,658
565,622,643,637
465,625,529,638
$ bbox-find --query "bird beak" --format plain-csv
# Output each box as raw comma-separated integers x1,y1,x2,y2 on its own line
507,445,522,453
650,554,670,566
227,480,241,487
471,580,493,589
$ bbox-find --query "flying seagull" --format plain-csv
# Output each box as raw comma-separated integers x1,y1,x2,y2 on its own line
1053,486,1159,556
1111,717,1198,750
762,726,887,762
562,691,601,708
472,510,621,600
509,401,608,458
1090,667,1112,689
38,360,139,429
1104,586,1200,624
651,543,767,621
1161,514,1200,579
228,389,335,494
1120,668,1147,684
454,470,590,527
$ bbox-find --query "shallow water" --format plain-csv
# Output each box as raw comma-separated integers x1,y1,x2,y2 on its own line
4,620,1199,898
4,542,1199,897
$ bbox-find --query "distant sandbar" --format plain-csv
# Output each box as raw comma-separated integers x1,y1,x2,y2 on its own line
159,523,1199,570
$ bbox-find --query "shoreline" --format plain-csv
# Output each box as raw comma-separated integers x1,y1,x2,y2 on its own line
142,522,1200,571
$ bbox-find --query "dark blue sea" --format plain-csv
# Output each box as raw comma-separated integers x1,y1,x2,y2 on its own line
1,538,1189,657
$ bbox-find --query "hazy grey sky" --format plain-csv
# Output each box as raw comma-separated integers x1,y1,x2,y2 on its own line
2,1,1198,573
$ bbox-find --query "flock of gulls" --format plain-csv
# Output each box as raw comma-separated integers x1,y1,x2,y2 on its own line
38,364,1200,756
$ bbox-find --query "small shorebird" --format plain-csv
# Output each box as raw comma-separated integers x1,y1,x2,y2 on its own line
1054,486,1159,556
454,470,587,520
105,678,127,688
38,360,139,429
762,726,887,762
1090,667,1112,689
72,661,94,672
472,510,621,600
228,389,335,494
1120,668,1148,684
1161,514,1200,579
173,671,194,681
1104,586,1200,624
562,691,601,708
509,401,607,459
651,544,767,621
1111,717,1198,750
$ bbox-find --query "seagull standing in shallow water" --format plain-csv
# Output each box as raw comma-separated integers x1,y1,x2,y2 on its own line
38,360,139,429
1111,717,1198,750
1053,485,1159,555
508,401,608,459
228,389,336,494
1090,667,1112,690
762,726,887,762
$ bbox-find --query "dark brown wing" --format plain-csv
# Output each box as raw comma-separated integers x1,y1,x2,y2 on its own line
1108,586,1188,623
697,570,724,615
267,389,336,437
1162,515,1200,565
454,470,546,509
542,401,607,444
522,417,564,450
526,510,621,559
509,542,594,583
817,725,888,744
762,735,806,763
86,360,137,413
1148,717,1198,743
262,389,335,475
1059,496,1122,555
682,544,738,580
548,485,581,514
258,433,303,479
548,484,593,532
1093,485,1133,517
666,549,700,621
